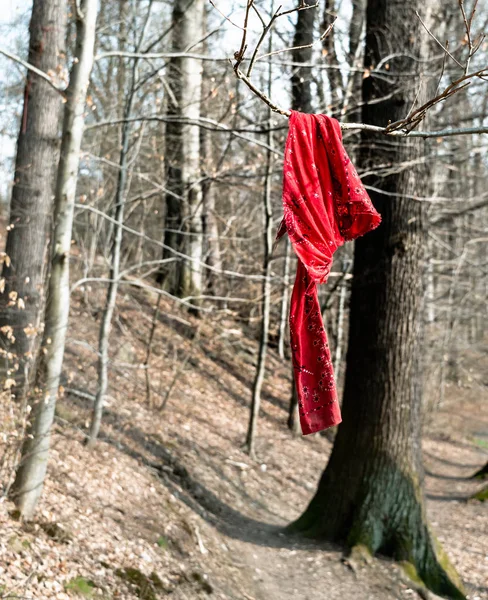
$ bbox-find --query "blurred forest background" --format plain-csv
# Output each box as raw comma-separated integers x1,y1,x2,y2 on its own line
0,0,487,599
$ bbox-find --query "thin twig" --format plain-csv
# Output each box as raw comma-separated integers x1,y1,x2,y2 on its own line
246,4,281,78
88,104,488,137
256,17,336,63
0,48,66,95
234,65,291,116
459,0,472,54
277,1,318,18
85,113,282,155
159,326,201,411
434,40,449,98
386,66,488,132
459,0,482,74
467,0,480,33
416,11,463,68
233,0,254,71
96,51,222,61
228,1,488,135
74,203,275,281
251,3,266,28
208,0,244,30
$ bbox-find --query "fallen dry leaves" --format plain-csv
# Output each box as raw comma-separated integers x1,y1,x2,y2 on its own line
0,284,486,600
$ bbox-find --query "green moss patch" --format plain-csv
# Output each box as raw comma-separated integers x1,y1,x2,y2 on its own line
115,567,168,599
156,535,169,550
472,485,488,501
400,561,424,587
65,576,96,597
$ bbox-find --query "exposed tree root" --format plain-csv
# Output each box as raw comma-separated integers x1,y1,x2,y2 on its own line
287,459,465,600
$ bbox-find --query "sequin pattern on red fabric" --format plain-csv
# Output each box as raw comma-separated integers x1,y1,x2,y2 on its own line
278,111,381,435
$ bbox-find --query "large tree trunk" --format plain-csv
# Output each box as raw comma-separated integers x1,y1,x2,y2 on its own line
287,377,301,437
322,0,343,113
340,0,366,120
11,0,98,520
290,2,464,598
0,0,66,401
159,0,204,302
332,260,349,379
291,1,315,113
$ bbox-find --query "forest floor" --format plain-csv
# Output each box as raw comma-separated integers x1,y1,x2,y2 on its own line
0,280,487,600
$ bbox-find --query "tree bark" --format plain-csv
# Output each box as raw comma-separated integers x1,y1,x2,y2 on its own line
322,0,343,113
199,10,222,297
291,1,315,113
277,238,291,360
159,0,205,302
290,1,465,598
340,0,366,120
200,91,222,295
0,0,66,401
11,0,98,519
287,375,301,437
332,260,349,379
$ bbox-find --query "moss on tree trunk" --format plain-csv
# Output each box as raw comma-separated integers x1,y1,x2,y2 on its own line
290,452,464,598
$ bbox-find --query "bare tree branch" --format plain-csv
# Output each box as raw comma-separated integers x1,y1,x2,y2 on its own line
0,48,66,95
221,1,488,137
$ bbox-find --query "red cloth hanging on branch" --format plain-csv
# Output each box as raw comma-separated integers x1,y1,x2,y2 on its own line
277,111,381,435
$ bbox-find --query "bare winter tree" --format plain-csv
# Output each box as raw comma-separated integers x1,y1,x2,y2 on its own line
290,1,465,597
88,1,154,445
200,11,223,296
159,0,205,301
11,0,99,519
0,0,485,589
228,0,488,597
0,0,67,401
245,42,275,457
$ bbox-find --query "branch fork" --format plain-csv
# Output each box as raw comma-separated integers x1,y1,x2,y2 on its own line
210,0,488,137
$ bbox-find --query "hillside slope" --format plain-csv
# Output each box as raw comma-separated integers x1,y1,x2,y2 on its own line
0,283,487,600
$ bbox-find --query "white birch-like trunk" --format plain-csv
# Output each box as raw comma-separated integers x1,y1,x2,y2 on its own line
200,55,222,295
161,0,204,300
12,0,98,519
178,0,204,300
